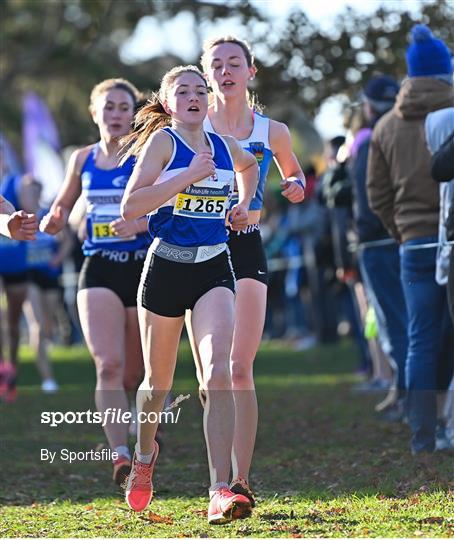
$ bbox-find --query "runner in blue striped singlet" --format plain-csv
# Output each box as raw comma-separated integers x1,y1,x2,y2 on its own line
40,78,149,486
120,65,259,524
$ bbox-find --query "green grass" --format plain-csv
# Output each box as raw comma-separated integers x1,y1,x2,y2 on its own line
1,340,453,537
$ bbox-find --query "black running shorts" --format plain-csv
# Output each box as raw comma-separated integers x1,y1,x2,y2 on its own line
28,269,60,291
227,224,268,285
140,249,235,317
78,249,147,307
0,271,29,285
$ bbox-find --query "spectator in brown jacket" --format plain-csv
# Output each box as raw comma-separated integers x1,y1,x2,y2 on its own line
367,24,454,455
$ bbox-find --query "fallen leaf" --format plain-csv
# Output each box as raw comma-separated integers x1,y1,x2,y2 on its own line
140,511,173,524
418,517,445,525
327,506,346,515
269,524,301,534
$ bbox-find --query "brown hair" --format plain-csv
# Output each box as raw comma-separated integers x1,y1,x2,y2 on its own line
89,78,141,111
200,36,262,112
120,65,206,160
200,36,254,71
343,104,368,135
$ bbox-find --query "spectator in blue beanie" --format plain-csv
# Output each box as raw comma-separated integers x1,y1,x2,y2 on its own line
367,24,454,455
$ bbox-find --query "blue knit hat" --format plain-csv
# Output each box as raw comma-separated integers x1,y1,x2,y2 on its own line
363,75,399,112
406,24,452,77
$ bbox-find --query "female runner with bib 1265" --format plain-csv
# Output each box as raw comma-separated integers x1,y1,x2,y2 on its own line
186,36,306,506
40,79,149,485
120,65,258,524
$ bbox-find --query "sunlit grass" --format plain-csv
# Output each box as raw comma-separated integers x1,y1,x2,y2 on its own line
1,341,452,537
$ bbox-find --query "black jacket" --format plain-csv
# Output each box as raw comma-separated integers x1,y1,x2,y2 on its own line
351,138,390,243
431,133,454,183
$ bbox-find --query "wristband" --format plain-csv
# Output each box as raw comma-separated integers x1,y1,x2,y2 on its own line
294,178,306,189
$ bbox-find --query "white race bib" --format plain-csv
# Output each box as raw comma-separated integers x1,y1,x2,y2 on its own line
173,177,231,220
89,204,136,244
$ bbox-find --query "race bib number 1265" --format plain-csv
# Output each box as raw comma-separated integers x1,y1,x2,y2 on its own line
173,183,230,219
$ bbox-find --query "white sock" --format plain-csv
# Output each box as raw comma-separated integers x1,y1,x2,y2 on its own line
114,446,131,461
209,482,229,498
135,442,154,464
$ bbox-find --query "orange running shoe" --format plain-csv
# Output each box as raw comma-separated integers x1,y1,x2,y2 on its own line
125,440,159,512
112,455,131,486
208,487,252,524
230,477,256,507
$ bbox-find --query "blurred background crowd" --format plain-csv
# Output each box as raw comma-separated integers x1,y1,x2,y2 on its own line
1,0,453,455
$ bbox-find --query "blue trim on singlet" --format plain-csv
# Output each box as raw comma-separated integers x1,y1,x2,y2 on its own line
0,175,21,210
203,112,273,211
80,144,151,255
147,128,234,247
0,175,27,274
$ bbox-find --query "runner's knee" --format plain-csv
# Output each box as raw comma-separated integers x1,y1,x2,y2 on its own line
231,358,254,390
95,355,123,385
